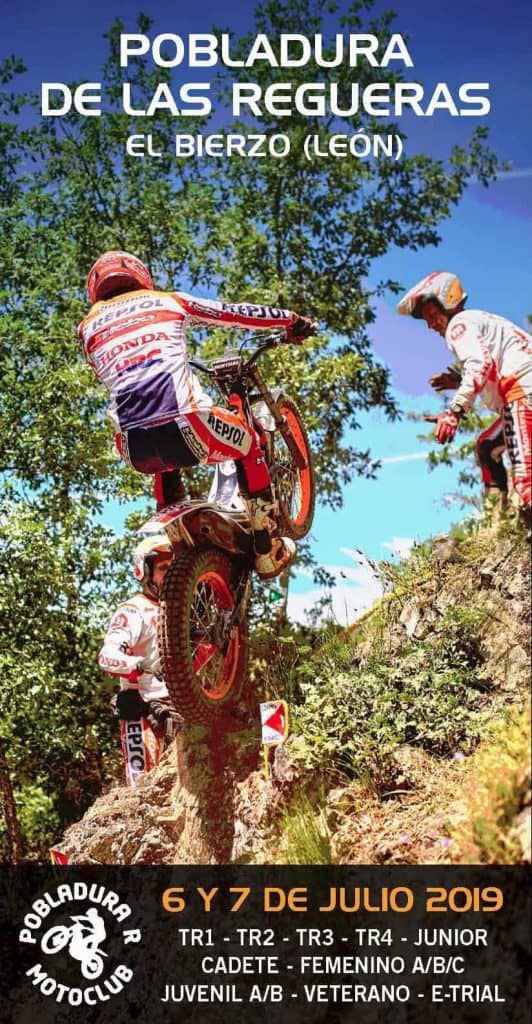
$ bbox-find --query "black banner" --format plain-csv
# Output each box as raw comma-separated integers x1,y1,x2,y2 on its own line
1,866,530,1023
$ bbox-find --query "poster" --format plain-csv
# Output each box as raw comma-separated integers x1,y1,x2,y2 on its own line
0,1,530,1021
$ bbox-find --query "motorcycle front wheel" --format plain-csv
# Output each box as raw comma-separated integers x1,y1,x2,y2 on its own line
158,547,248,725
269,394,315,540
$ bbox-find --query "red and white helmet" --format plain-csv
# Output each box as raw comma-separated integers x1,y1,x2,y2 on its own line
133,535,172,587
87,250,154,304
396,272,467,319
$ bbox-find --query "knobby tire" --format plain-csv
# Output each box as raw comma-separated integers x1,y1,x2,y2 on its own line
158,547,248,725
270,394,315,539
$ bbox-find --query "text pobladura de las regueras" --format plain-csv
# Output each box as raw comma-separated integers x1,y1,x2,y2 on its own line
40,32,492,162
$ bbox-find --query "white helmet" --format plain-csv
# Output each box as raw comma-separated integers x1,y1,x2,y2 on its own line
397,271,467,319
133,535,172,592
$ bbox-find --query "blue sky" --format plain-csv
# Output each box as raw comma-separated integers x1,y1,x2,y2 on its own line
4,1,531,623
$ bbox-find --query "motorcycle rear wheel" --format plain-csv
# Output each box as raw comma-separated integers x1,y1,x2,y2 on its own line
158,547,248,725
269,394,315,540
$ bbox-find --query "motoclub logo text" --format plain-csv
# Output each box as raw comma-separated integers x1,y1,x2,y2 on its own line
19,882,141,1006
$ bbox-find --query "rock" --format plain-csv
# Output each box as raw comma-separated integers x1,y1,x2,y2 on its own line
478,564,495,587
325,786,354,831
272,743,300,789
232,770,278,861
131,827,170,865
54,524,531,868
503,568,528,600
326,786,353,808
59,727,260,864
432,535,458,563
399,600,420,637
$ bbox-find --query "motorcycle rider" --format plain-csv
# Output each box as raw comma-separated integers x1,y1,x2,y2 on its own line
98,535,182,744
397,272,532,509
79,251,315,579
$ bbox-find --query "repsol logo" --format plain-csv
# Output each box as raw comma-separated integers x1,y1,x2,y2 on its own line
222,302,288,320
97,332,169,370
207,414,246,448
92,298,163,330
125,722,146,781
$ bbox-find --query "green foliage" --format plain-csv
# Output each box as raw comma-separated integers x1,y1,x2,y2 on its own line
449,705,531,864
212,0,499,504
280,792,332,864
291,605,490,787
0,497,126,859
0,0,500,855
6,785,59,857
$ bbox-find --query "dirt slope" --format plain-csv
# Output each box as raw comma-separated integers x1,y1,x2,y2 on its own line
58,523,531,865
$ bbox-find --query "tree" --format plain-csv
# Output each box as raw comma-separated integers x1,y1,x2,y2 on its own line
0,737,23,863
0,26,219,856
0,1,499,855
208,0,498,503
0,494,133,859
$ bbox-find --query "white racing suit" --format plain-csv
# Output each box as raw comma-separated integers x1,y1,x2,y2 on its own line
98,592,167,699
79,289,296,497
445,310,532,506
99,593,175,787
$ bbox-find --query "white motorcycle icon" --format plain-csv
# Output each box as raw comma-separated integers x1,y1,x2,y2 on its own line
41,907,108,980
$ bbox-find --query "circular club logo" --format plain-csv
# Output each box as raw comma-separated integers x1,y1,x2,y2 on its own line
19,882,142,1006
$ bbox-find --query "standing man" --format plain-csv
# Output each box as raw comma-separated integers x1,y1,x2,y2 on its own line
397,271,532,509
99,536,181,785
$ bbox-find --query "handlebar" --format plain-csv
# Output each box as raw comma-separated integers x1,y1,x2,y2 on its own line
189,356,213,375
189,331,290,379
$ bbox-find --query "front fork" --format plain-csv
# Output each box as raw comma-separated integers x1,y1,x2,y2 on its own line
214,567,250,656
230,566,251,628
247,367,307,470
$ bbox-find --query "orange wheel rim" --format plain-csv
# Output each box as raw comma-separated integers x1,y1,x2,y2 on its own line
277,405,312,526
191,570,239,701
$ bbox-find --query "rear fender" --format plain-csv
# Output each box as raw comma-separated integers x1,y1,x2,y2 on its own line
139,500,252,557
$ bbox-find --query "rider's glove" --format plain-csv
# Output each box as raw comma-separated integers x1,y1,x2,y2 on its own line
145,697,184,743
287,315,316,343
116,688,147,722
123,663,143,684
435,410,460,444
429,366,462,392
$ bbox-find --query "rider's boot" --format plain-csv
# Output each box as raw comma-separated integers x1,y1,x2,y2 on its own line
154,469,187,511
246,489,296,580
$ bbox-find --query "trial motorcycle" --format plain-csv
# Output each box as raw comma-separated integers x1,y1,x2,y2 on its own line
138,331,315,725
